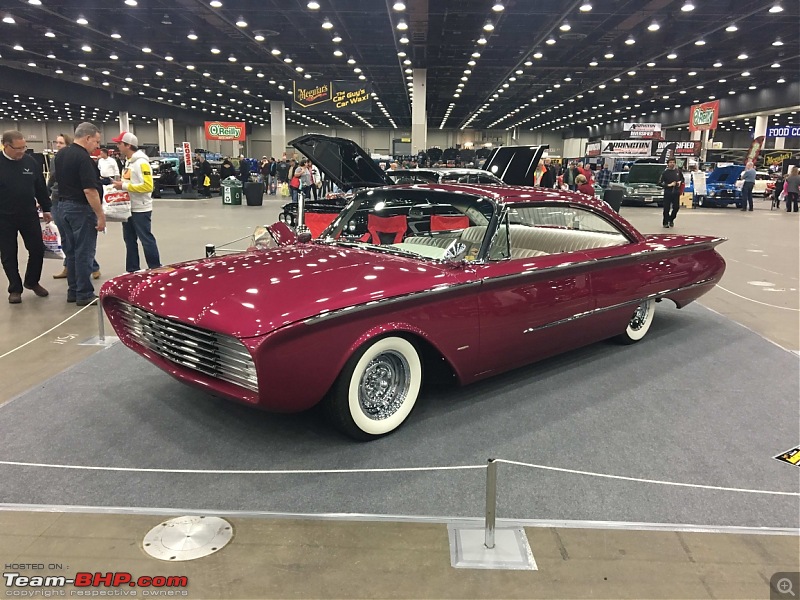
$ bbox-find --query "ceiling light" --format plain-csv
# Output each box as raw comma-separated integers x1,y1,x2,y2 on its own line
559,22,571,31
484,22,495,31
393,1,406,10
307,0,320,8
13,44,23,51
492,2,505,11
681,1,694,10
2,15,15,24
210,0,222,6
81,44,91,52
124,0,137,5
769,4,783,13
695,39,706,45
254,33,265,41
110,31,121,39
44,30,56,38
667,52,677,59
271,48,281,55
228,55,237,62
725,23,738,32
579,2,592,11
713,61,722,67
187,31,198,40
604,50,614,58
625,36,635,45
400,35,410,43
741,71,750,76
688,71,697,76
545,37,556,45
141,46,151,53
397,21,408,30
76,15,88,25
333,49,343,57
28,0,42,4
211,47,220,54
235,17,247,27
737,53,748,59
164,55,173,61
777,77,785,83
332,33,342,43
110,54,118,60
648,21,660,31
321,18,333,29
589,59,598,66
347,56,356,64
771,62,781,68
772,38,784,46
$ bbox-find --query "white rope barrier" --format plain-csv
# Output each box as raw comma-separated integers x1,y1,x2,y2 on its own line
0,302,98,360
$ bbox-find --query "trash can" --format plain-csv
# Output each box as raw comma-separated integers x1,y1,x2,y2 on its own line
603,188,623,213
244,182,265,206
221,178,242,205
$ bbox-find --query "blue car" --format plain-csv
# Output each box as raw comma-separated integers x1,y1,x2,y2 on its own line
700,165,744,208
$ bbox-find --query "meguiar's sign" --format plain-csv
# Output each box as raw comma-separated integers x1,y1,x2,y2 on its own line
204,121,246,141
293,80,372,113
689,100,720,132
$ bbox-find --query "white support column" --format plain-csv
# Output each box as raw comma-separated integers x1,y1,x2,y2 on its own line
157,119,167,153
270,101,286,158
700,129,710,162
118,111,130,134
754,115,768,139
411,69,427,155
164,118,174,153
691,129,701,141
774,137,786,149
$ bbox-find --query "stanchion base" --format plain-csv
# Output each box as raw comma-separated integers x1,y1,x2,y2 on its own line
79,336,119,347
447,525,537,570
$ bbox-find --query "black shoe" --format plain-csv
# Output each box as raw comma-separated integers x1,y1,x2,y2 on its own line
748,208,753,211
663,224,670,229
67,297,76,303
669,221,674,228
8,292,21,304
24,283,49,297
76,295,98,307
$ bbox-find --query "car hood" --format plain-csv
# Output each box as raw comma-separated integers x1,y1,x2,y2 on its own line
482,144,548,186
706,165,745,185
100,244,458,338
627,164,666,184
290,133,394,191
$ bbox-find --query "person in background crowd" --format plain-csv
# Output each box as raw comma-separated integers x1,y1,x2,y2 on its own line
219,157,236,180
577,161,594,185
287,159,300,203
238,154,251,184
596,163,611,189
565,161,577,190
740,160,756,212
297,159,312,200
658,158,684,228
195,154,212,197
575,174,595,197
111,132,161,273
772,172,785,209
97,148,119,185
0,130,51,304
785,166,800,213
268,157,277,194
54,121,105,306
259,156,269,187
276,156,289,186
538,157,557,188
50,134,101,281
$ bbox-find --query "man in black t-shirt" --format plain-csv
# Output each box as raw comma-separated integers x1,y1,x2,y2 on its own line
54,122,105,306
658,159,685,228
0,130,52,304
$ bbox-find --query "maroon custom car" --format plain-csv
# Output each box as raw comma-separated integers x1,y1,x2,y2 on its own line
100,136,726,441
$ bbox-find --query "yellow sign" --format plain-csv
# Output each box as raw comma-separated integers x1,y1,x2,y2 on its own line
774,445,800,467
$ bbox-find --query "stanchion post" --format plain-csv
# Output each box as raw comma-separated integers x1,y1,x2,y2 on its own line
485,458,497,549
96,301,106,343
205,244,216,258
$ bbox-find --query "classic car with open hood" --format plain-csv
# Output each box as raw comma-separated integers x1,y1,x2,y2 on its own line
609,160,666,207
278,134,547,237
700,165,745,207
101,135,726,441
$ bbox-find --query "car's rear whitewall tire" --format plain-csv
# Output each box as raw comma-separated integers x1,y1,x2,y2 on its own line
617,298,655,344
327,336,422,440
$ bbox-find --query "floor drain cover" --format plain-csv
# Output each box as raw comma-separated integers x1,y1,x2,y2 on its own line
142,516,233,561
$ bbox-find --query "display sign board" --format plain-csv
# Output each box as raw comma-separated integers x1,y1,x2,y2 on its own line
766,125,800,138
182,142,193,174
745,136,765,165
624,123,662,138
762,150,798,167
689,100,720,132
654,140,701,157
204,121,246,141
600,140,653,157
585,141,602,157
293,80,372,113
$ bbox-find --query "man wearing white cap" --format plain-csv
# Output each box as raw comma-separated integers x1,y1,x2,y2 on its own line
111,132,162,273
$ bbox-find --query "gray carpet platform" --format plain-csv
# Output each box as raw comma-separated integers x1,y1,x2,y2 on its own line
1,303,798,528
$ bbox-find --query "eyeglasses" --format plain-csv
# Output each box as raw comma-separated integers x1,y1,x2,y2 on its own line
5,143,27,151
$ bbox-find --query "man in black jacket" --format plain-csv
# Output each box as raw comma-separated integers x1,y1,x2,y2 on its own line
0,131,52,304
658,159,685,228
195,154,213,197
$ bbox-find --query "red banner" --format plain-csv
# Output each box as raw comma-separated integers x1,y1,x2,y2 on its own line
745,136,766,165
204,121,246,141
689,100,720,132
182,142,193,174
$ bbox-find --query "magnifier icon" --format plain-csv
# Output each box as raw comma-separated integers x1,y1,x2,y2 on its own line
778,578,796,597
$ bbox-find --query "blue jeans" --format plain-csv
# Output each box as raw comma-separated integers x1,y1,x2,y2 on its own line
741,181,754,210
60,201,98,302
122,211,161,273
52,201,100,272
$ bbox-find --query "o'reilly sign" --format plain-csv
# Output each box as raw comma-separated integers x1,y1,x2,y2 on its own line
204,121,246,141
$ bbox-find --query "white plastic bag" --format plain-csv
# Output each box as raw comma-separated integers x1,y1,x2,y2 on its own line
41,221,65,260
103,188,131,222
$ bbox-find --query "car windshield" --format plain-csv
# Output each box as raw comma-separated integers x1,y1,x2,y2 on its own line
317,188,497,262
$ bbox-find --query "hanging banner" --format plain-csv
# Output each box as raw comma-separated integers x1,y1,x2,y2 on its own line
745,136,765,165
585,141,602,157
689,100,720,132
654,140,701,158
182,142,193,174
624,123,662,138
204,121,246,141
600,140,653,157
293,80,372,113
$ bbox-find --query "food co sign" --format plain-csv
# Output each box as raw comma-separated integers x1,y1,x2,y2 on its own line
204,121,246,141
766,125,800,138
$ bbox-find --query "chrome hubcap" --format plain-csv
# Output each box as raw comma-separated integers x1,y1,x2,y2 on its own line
358,351,410,420
630,301,649,331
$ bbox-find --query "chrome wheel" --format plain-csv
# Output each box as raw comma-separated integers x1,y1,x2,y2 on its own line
617,298,655,344
358,351,410,421
630,301,650,332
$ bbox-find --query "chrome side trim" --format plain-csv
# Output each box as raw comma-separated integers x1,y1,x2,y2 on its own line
522,278,717,334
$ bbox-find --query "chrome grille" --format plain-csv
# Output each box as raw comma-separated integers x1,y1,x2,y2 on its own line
115,301,258,392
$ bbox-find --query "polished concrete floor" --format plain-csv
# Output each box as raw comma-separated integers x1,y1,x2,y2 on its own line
0,192,798,598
